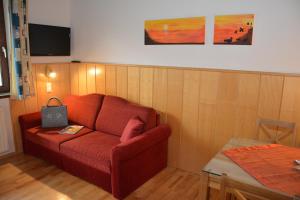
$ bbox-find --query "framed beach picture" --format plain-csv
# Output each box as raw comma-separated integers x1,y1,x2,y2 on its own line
145,17,205,45
214,14,254,45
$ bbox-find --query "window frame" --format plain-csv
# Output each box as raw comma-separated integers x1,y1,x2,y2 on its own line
0,0,10,94
0,61,10,94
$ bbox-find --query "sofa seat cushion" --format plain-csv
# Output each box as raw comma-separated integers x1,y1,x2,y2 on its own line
25,126,93,152
95,96,157,136
60,131,120,174
63,94,105,129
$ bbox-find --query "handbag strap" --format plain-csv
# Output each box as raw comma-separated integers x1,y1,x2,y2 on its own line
46,97,63,107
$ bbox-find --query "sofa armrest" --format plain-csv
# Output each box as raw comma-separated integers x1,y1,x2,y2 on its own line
112,124,171,161
19,112,42,134
19,112,41,131
18,112,42,153
111,124,171,199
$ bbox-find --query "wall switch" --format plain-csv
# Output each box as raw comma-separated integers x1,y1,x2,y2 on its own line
46,82,52,93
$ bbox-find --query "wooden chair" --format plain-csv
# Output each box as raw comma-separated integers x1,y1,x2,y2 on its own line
220,174,297,200
256,118,296,146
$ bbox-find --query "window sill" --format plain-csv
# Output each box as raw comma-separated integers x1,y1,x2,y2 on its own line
0,94,10,99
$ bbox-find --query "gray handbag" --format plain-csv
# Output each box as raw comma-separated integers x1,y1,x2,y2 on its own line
41,97,68,128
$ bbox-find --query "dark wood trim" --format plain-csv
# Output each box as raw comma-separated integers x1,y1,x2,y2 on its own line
0,94,10,99
0,0,10,94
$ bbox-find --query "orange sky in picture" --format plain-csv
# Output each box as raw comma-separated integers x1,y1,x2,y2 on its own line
214,14,254,44
145,17,205,44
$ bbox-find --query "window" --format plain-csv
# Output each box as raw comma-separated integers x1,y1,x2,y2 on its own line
0,69,2,86
0,0,9,94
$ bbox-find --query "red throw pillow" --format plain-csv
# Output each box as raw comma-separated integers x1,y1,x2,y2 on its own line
120,117,145,142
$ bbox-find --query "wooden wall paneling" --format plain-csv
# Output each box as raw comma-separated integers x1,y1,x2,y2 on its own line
9,100,26,153
234,73,260,139
153,68,168,123
61,64,71,99
105,65,117,96
166,69,184,167
35,64,50,108
280,76,300,146
70,63,79,95
95,64,106,95
86,64,97,94
139,67,154,107
51,63,71,100
49,63,61,99
213,73,240,155
178,70,201,172
198,71,220,105
196,71,220,168
116,66,128,99
11,61,300,173
24,64,38,113
78,64,87,95
257,75,284,142
127,66,140,104
258,75,284,118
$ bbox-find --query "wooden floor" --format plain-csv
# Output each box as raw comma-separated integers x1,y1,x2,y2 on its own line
0,154,218,200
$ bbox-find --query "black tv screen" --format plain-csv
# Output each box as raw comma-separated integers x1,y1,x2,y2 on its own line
29,24,70,56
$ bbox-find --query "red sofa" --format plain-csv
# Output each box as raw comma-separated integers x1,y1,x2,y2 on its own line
19,94,171,199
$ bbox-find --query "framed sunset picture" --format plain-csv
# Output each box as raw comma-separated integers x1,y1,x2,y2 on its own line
145,17,205,45
214,14,254,45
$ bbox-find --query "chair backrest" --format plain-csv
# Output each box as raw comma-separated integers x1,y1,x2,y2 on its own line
220,174,296,200
256,118,296,146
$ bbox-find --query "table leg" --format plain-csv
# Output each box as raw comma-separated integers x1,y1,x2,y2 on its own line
200,171,210,200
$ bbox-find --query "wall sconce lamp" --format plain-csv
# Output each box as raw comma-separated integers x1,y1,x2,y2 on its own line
88,67,102,76
45,66,57,79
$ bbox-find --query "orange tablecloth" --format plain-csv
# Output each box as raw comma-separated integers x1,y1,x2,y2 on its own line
223,144,300,195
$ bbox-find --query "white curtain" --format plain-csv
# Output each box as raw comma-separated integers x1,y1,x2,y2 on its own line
3,0,34,100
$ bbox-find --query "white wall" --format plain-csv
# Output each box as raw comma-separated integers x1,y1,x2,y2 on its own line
71,0,300,73
29,0,72,63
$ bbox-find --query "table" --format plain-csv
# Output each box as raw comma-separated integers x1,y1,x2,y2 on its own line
200,138,285,200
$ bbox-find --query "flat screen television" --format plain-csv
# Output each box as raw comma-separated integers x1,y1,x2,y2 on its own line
29,23,71,56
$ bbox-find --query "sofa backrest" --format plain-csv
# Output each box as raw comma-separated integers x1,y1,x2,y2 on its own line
64,94,105,129
95,96,157,136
